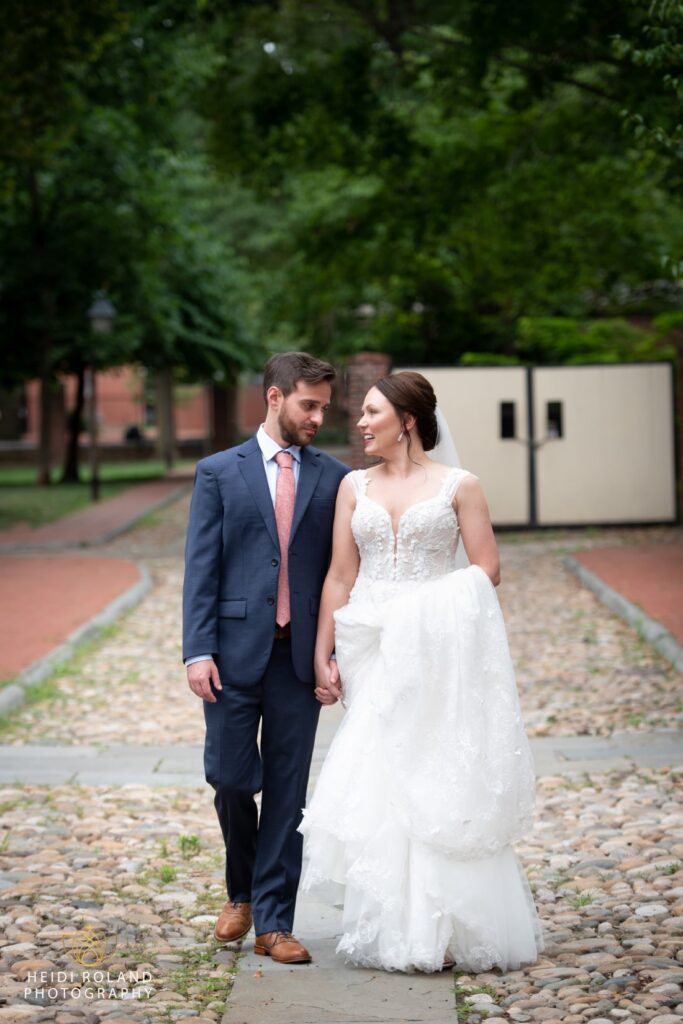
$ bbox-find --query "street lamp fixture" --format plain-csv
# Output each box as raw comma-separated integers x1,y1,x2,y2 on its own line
85,291,117,501
87,292,116,335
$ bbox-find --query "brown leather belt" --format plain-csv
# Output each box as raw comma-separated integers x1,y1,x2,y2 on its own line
274,622,291,640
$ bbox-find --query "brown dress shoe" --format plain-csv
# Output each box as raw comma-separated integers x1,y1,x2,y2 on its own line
254,931,312,964
214,900,252,943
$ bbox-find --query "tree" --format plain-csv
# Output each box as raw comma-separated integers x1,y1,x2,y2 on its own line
0,1,261,481
198,1,683,365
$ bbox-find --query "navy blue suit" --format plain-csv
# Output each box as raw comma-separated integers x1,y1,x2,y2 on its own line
183,435,349,933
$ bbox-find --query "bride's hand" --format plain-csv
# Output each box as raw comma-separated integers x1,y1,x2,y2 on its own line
326,658,343,701
314,657,342,705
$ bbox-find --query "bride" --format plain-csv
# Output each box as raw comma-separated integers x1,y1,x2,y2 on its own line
298,370,543,973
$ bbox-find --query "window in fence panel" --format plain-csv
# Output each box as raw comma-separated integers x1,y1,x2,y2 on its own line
547,401,563,438
500,401,516,439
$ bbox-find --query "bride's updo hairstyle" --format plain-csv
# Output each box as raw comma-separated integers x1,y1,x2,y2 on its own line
374,371,438,453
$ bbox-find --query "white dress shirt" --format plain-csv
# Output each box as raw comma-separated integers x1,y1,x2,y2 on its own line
185,426,301,666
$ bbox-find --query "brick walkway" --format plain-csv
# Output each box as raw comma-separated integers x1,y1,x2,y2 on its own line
574,542,683,644
0,473,192,549
0,554,141,679
0,473,192,682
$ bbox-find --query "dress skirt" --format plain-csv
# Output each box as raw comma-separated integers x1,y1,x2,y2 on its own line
299,565,544,973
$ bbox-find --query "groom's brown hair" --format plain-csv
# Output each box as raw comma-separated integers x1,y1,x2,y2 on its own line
263,352,336,402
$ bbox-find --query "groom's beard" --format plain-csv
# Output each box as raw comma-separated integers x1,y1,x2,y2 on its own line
278,409,318,447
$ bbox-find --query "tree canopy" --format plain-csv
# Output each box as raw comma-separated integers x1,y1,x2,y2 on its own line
0,0,681,401
0,1,260,393
201,0,683,363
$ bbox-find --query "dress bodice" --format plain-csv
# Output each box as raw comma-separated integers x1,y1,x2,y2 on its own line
348,466,475,586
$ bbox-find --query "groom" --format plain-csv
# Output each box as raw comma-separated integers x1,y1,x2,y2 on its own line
183,352,349,964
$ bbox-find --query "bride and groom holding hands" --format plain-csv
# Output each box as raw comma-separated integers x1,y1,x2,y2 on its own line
182,351,543,974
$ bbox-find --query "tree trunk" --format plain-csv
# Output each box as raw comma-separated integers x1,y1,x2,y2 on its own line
155,368,176,471
29,170,54,486
36,366,53,486
209,381,238,454
61,363,85,483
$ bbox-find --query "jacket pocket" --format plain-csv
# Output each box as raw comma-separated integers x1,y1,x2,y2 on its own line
218,599,247,619
309,595,320,616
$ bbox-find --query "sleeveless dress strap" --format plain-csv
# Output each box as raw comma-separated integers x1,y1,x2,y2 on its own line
347,468,369,501
442,466,477,503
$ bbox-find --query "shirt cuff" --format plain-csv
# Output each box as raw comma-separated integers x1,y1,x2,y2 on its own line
185,655,213,666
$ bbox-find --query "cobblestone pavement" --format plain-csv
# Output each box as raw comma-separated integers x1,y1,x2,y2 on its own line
1,768,681,1024
0,782,235,1024
0,498,681,1024
0,499,679,745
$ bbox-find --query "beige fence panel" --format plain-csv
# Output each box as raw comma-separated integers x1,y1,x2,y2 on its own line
534,363,676,524
399,367,529,525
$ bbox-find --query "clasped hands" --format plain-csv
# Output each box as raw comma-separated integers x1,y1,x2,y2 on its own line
187,656,343,706
315,657,343,706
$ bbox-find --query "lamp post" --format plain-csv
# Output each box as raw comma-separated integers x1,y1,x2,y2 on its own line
86,292,116,501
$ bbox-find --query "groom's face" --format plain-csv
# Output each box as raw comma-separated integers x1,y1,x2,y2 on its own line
274,380,332,447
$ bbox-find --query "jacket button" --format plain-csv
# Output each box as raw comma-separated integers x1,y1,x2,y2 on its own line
271,558,279,567
266,596,274,605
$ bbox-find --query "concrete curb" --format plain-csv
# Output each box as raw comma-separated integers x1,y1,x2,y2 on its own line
0,481,192,553
0,563,152,717
564,554,683,674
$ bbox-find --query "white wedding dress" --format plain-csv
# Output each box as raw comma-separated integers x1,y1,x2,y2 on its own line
299,467,543,973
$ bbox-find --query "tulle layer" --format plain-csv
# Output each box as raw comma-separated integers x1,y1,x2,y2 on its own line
301,821,542,973
300,565,543,972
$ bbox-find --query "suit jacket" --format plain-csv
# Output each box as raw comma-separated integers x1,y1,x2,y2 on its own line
182,435,350,686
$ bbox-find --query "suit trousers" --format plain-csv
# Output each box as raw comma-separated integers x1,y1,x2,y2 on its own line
203,636,321,934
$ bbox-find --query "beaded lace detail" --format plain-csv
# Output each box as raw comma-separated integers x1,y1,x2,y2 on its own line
349,466,470,586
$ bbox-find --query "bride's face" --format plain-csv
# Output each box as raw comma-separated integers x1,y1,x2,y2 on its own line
357,387,402,458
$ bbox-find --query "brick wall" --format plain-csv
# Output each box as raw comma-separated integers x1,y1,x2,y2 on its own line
346,352,391,468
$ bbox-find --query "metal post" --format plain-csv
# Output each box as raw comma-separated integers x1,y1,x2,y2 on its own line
85,366,100,502
526,366,537,527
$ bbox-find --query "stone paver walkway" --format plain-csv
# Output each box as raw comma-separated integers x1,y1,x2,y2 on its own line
0,730,681,786
0,500,681,1024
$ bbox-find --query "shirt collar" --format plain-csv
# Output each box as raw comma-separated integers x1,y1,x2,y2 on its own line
257,424,301,463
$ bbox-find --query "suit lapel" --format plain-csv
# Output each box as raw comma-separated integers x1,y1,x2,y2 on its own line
237,437,279,550
290,447,322,544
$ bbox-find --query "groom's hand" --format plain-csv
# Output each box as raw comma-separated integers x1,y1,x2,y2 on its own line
187,659,222,702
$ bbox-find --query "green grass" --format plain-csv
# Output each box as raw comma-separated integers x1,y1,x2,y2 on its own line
0,480,129,529
0,460,193,529
178,834,201,859
163,944,240,1020
0,679,64,734
571,891,595,908
454,980,499,1022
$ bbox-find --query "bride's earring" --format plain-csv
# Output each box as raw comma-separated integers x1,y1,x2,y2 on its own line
397,431,404,442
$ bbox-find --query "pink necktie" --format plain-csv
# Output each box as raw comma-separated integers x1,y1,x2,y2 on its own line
274,451,295,626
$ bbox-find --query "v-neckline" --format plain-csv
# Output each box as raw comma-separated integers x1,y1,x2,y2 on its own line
361,468,457,543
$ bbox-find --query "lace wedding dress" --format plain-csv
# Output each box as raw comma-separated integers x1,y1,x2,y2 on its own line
299,467,543,973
